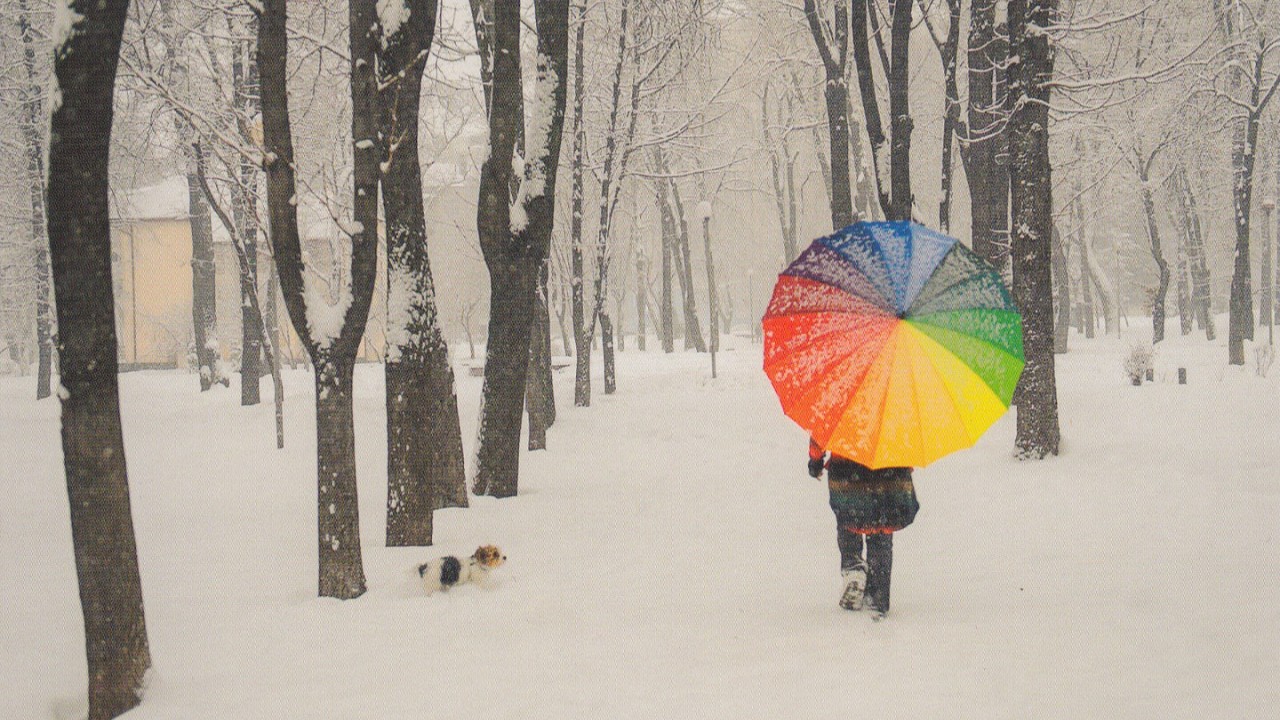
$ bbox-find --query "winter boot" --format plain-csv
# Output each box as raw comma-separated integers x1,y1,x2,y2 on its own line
839,564,867,611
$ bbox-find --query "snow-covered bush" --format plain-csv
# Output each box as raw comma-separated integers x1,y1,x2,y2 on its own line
1123,342,1154,384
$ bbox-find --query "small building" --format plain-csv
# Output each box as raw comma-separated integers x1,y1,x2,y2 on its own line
109,176,387,371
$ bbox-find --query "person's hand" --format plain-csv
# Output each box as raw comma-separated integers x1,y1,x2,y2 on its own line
807,456,825,479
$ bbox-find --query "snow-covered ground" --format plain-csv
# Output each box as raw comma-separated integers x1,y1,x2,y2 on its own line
2,328,1277,719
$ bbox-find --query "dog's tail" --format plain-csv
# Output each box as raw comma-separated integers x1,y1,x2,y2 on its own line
417,562,430,577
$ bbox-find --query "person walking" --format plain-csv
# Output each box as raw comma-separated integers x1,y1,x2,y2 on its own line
808,438,919,618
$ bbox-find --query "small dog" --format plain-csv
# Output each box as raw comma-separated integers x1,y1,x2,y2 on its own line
418,545,506,595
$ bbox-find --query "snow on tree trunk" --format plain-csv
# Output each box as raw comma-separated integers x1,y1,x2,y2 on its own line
527,260,555,451
47,1,152,716
260,0,377,599
378,0,467,546
475,0,569,497
654,145,705,353
1008,0,1061,459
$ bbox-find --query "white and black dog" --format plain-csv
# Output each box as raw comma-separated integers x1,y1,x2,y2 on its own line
418,545,506,595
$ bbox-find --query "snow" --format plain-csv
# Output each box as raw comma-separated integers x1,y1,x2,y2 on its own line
376,0,411,47
2,329,1278,719
303,272,352,348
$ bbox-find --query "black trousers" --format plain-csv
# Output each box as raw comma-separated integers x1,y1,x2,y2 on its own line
837,525,893,613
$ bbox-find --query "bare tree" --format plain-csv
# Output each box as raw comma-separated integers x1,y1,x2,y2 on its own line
17,0,54,400
474,0,570,497
46,0,151,716
258,0,377,599
1008,0,1061,458
378,0,468,546
803,0,855,228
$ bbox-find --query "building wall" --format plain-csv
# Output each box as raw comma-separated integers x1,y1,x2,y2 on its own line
111,218,387,370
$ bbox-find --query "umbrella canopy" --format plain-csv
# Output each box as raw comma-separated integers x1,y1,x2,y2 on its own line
763,221,1024,469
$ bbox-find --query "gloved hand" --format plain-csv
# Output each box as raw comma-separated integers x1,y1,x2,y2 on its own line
807,456,825,479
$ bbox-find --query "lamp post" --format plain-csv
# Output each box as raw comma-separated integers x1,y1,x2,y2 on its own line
747,268,756,344
1263,197,1275,345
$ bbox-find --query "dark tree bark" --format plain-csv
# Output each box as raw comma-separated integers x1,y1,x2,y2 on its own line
635,252,648,350
194,148,286,450
700,209,719,377
654,145,705,352
378,0,467,547
159,0,222,392
887,0,913,222
762,84,798,262
17,0,53,400
475,0,570,497
260,0,374,599
570,0,591,405
1228,43,1274,363
1071,187,1096,339
936,0,962,233
1170,164,1214,339
849,0,892,219
1008,0,1061,458
1052,226,1071,353
527,259,555,450
46,1,152,716
1137,165,1171,344
586,0,638,400
804,0,855,229
654,164,676,353
967,0,1011,272
232,37,264,405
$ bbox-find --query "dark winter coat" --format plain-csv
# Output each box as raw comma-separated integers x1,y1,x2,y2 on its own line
826,456,919,534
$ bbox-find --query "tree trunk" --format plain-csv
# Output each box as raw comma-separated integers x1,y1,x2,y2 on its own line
887,0,913,222
187,165,222,389
475,0,569,497
1170,164,1214,339
656,171,676,353
47,1,152,716
804,0,854,230
1229,57,1264,364
662,162,706,352
260,0,375,599
314,357,366,596
763,84,799,261
1008,0,1061,459
967,0,1010,273
937,0,961,233
701,212,720,377
232,38,263,405
1072,190,1096,339
1138,174,1171,343
1052,226,1071,353
850,0,892,219
17,0,53,400
379,0,467,546
635,253,648,351
570,0,591,406
527,260,555,450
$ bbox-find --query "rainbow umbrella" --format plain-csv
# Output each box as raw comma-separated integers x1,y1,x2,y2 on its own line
763,221,1024,469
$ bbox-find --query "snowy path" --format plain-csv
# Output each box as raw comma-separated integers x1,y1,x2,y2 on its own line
2,337,1277,719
